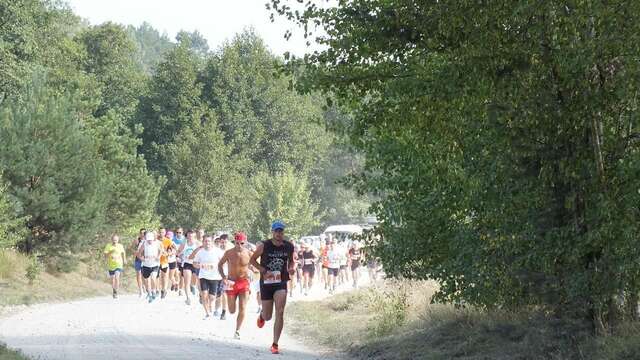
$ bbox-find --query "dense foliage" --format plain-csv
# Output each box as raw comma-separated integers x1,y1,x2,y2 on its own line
0,1,367,254
271,0,640,331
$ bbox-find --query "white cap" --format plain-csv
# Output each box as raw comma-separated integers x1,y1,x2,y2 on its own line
145,232,155,241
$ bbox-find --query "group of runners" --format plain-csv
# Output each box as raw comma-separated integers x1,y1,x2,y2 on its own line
103,220,380,354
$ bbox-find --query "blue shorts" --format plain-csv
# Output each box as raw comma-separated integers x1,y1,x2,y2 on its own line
134,259,142,272
108,268,122,276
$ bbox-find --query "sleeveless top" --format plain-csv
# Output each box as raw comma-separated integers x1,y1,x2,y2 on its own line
260,239,294,285
302,250,316,266
182,242,198,264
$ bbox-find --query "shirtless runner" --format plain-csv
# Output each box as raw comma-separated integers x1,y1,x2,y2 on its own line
218,231,252,339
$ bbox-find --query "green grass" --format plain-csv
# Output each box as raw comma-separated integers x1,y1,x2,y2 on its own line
288,280,640,360
0,343,28,360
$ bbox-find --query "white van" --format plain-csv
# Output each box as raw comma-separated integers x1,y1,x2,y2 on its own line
323,224,364,245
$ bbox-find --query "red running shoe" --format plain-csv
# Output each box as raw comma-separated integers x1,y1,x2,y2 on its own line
257,314,265,329
270,343,279,354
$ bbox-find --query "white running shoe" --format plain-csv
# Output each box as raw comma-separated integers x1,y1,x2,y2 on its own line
234,331,240,340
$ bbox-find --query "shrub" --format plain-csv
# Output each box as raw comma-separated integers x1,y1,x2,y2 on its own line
366,280,410,337
25,254,41,285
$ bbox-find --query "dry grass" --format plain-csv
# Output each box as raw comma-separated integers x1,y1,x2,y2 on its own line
288,279,640,360
0,248,138,307
0,343,27,360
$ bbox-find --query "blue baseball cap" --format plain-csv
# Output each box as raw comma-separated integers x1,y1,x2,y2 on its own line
271,220,286,231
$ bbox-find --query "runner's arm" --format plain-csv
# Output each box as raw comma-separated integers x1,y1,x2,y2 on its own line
135,245,143,261
218,252,229,280
287,246,295,276
249,243,265,274
188,246,202,261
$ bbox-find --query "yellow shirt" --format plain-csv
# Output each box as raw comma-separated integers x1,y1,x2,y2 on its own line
104,243,125,271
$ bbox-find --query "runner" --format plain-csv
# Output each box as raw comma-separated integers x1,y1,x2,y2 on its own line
158,228,172,299
348,241,362,288
130,229,146,297
300,242,317,296
320,239,330,289
163,230,179,297
214,234,231,319
250,220,295,355
104,234,126,299
172,227,186,294
288,242,301,297
177,230,198,305
136,231,161,303
326,240,342,294
338,241,348,286
218,231,252,339
191,235,224,319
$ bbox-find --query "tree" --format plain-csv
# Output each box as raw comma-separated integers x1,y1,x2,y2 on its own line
200,30,331,175
161,118,252,231
84,112,162,234
76,22,146,118
126,22,174,74
135,41,204,173
272,0,640,332
0,178,28,249
250,165,320,241
0,73,108,253
176,30,210,57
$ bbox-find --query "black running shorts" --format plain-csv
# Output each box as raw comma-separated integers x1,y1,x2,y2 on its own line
302,265,315,278
260,282,287,301
328,268,339,277
168,261,177,270
142,266,159,279
199,279,221,295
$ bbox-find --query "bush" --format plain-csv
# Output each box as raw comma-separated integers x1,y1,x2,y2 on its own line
25,254,41,285
44,255,79,274
366,280,410,337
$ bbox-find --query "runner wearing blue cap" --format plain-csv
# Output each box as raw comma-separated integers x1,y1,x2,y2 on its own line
250,220,295,355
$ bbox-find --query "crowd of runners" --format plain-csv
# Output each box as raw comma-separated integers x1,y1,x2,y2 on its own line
102,220,381,355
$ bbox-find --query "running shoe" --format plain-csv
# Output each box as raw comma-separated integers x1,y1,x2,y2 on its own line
185,298,191,305
190,285,196,295
178,290,183,296
161,290,166,299
220,312,226,320
204,314,210,320
234,331,240,340
257,306,262,314
257,314,265,328
270,344,279,354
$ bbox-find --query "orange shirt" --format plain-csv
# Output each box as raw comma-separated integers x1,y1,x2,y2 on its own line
160,237,173,267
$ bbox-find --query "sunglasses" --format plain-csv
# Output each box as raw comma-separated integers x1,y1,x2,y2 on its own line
273,229,284,233
235,241,245,245
176,232,183,234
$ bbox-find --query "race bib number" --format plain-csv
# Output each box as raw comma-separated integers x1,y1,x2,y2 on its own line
264,270,282,284
201,263,215,270
144,255,155,261
304,259,314,265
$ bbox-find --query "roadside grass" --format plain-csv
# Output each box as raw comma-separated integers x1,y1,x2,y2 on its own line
0,342,28,360
0,248,138,307
288,279,640,360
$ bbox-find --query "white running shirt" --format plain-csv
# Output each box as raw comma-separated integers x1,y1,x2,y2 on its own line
142,240,160,267
327,248,343,269
193,247,224,280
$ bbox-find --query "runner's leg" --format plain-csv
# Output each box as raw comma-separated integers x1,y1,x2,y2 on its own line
183,269,192,303
272,290,287,346
236,292,248,332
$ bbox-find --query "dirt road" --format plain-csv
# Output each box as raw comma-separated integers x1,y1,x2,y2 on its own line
0,281,350,360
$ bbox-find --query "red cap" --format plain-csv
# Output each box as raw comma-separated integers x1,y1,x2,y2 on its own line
234,232,247,241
